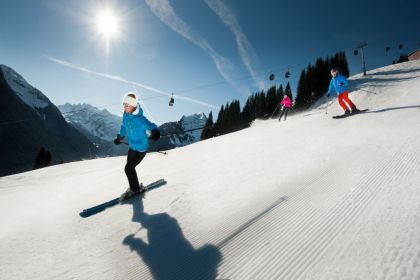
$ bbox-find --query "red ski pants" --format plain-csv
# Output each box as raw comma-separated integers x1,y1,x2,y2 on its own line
338,91,356,111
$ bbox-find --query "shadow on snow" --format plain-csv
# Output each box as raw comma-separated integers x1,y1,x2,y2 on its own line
122,197,222,280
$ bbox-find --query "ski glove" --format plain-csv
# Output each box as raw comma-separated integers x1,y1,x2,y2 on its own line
149,129,161,141
113,135,123,145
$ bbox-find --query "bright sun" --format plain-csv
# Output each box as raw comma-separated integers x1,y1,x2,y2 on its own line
95,11,119,39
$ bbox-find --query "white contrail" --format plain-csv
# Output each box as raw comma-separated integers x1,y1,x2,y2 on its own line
45,55,219,109
144,0,249,96
204,0,264,89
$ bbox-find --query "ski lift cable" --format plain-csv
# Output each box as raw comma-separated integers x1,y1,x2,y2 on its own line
5,39,416,127
172,67,293,96
160,125,207,138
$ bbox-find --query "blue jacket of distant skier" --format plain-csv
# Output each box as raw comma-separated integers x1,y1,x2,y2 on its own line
118,108,157,152
328,74,349,96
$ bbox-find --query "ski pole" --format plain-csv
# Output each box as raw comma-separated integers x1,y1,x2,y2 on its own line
121,142,167,155
270,104,280,119
325,95,333,115
358,88,377,95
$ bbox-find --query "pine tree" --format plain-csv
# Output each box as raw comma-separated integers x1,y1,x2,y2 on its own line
213,105,224,136
331,51,349,77
230,100,242,132
45,151,52,166
295,70,306,109
304,64,315,106
201,111,214,140
284,82,292,98
396,54,408,63
33,147,52,170
340,52,350,77
266,86,278,116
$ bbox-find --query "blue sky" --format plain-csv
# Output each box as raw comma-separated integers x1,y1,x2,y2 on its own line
1,0,419,124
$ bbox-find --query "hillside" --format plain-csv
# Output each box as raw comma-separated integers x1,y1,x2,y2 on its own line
0,65,98,176
1,60,420,280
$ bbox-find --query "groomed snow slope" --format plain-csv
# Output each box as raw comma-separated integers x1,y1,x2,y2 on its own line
1,61,420,280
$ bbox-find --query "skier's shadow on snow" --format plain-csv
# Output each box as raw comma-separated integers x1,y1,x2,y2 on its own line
368,105,420,114
122,197,222,280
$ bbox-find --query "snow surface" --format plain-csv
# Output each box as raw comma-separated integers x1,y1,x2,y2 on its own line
0,65,49,109
1,61,420,280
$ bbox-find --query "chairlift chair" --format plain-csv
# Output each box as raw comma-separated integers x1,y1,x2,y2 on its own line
169,94,174,106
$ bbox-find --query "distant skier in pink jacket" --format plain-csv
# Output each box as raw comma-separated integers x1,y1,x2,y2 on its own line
279,94,292,121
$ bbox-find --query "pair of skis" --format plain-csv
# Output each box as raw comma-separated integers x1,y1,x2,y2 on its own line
79,179,167,218
332,109,369,119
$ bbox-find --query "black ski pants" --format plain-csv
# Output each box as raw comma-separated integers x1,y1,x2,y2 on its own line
125,148,146,192
279,107,290,121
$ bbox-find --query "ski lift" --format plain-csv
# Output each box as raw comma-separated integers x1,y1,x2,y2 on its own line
385,46,390,52
398,44,403,49
285,70,291,79
169,93,174,106
353,49,358,55
269,73,275,81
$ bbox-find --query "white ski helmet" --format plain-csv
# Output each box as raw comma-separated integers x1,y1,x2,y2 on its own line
123,92,138,107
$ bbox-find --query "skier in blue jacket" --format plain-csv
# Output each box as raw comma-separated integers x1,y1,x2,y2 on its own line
327,68,360,115
113,92,160,200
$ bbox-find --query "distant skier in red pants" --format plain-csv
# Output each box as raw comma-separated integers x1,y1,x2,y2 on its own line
327,68,360,116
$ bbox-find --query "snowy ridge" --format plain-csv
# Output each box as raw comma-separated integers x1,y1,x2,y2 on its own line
177,113,207,144
154,112,207,150
1,61,420,279
0,65,49,109
58,103,121,141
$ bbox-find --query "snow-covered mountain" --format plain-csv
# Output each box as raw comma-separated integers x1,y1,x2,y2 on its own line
0,65,98,176
59,103,121,141
178,113,208,144
58,103,126,156
152,113,207,151
1,65,50,109
1,60,420,279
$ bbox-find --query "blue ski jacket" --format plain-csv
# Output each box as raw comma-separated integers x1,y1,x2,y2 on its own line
328,74,349,96
118,108,157,152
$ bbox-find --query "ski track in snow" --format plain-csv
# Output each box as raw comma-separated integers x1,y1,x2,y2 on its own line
214,132,420,280
1,61,420,280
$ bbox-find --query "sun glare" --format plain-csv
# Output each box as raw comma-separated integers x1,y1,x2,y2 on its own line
95,11,118,39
